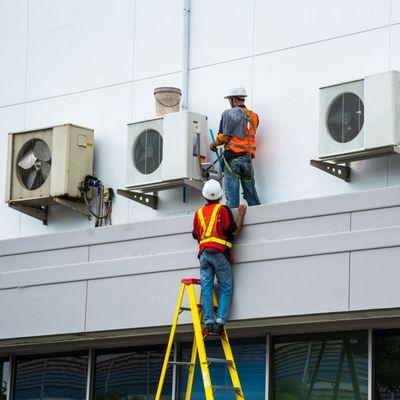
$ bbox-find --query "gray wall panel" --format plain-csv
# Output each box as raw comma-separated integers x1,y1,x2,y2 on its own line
85,253,349,332
231,253,350,319
240,213,350,243
85,269,198,332
351,206,400,231
350,247,400,310
89,233,193,262
0,246,89,272
0,281,87,339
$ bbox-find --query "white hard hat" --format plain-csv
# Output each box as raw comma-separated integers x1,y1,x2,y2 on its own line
224,86,248,99
202,179,223,200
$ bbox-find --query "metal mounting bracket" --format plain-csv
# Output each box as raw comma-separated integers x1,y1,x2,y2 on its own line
310,159,351,182
117,189,158,209
8,203,49,225
53,197,92,219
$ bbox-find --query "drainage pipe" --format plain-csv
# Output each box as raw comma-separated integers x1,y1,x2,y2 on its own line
181,0,190,111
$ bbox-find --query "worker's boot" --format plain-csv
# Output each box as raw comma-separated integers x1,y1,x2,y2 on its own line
204,323,214,334
213,323,224,335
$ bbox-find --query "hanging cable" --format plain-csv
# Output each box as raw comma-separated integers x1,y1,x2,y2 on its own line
80,176,114,226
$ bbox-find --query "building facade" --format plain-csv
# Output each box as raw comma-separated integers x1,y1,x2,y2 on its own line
1,1,400,399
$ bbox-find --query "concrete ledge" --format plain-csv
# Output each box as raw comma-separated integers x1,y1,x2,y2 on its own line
1,225,400,289
1,185,400,256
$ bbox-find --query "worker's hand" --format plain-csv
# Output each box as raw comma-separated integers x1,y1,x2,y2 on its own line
210,142,218,152
238,204,247,215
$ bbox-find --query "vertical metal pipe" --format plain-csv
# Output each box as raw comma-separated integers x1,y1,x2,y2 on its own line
171,341,178,399
7,355,15,400
368,329,373,400
86,349,95,400
181,0,190,111
265,334,270,400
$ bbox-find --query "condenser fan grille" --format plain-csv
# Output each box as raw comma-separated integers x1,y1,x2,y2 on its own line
17,139,51,190
327,92,364,143
133,129,163,175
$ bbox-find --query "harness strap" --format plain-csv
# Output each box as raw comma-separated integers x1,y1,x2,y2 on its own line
223,157,254,184
200,237,233,248
197,208,207,230
205,204,221,237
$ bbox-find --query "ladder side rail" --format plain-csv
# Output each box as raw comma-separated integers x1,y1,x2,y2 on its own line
187,283,215,400
155,283,186,400
212,290,245,400
185,291,203,400
185,336,198,400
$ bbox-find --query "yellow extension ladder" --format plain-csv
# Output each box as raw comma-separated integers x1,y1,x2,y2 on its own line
155,278,245,400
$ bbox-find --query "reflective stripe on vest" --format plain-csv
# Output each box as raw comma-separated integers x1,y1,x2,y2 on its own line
197,204,233,249
226,108,257,157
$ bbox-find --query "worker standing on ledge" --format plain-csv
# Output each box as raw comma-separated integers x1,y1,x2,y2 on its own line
192,179,246,334
210,86,261,209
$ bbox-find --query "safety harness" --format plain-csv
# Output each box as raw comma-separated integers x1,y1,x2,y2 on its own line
223,108,257,184
197,204,232,249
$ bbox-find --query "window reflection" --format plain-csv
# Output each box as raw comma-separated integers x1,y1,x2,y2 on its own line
178,337,266,399
1,359,9,400
272,331,368,400
14,354,88,400
93,347,172,400
375,330,400,400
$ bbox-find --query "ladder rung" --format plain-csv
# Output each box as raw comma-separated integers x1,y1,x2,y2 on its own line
212,385,240,393
180,304,202,312
168,361,194,366
207,357,232,365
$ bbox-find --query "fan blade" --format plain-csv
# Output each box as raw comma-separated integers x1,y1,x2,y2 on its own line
40,161,51,180
139,130,148,146
26,170,38,190
18,149,37,170
33,140,51,161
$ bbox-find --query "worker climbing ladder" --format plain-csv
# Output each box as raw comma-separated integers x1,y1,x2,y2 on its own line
155,278,245,400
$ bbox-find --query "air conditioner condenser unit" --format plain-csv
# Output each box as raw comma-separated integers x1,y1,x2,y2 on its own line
319,71,400,161
6,124,94,207
126,111,208,191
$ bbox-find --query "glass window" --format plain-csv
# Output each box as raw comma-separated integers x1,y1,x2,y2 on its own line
14,353,88,400
271,331,368,400
1,359,10,400
178,337,266,399
375,330,400,400
93,346,172,399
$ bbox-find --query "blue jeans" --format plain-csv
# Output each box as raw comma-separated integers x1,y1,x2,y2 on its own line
224,155,261,209
199,251,233,325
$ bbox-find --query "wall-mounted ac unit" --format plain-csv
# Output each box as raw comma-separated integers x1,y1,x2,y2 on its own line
319,71,400,161
6,124,94,207
126,111,207,190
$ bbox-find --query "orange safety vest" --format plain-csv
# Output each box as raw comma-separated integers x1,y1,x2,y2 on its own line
226,108,258,157
196,203,232,250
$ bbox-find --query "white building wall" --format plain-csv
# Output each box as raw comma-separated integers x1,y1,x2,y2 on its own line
0,0,399,240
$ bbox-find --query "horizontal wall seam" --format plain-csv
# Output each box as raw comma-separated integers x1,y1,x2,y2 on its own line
0,80,132,109
1,23,398,110
1,225,400,290
2,189,400,257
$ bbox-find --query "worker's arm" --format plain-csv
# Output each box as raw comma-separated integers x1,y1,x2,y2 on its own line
210,133,229,151
232,204,247,237
192,214,199,242
210,113,230,151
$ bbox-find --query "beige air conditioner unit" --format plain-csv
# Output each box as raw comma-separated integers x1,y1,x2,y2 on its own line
5,124,94,223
